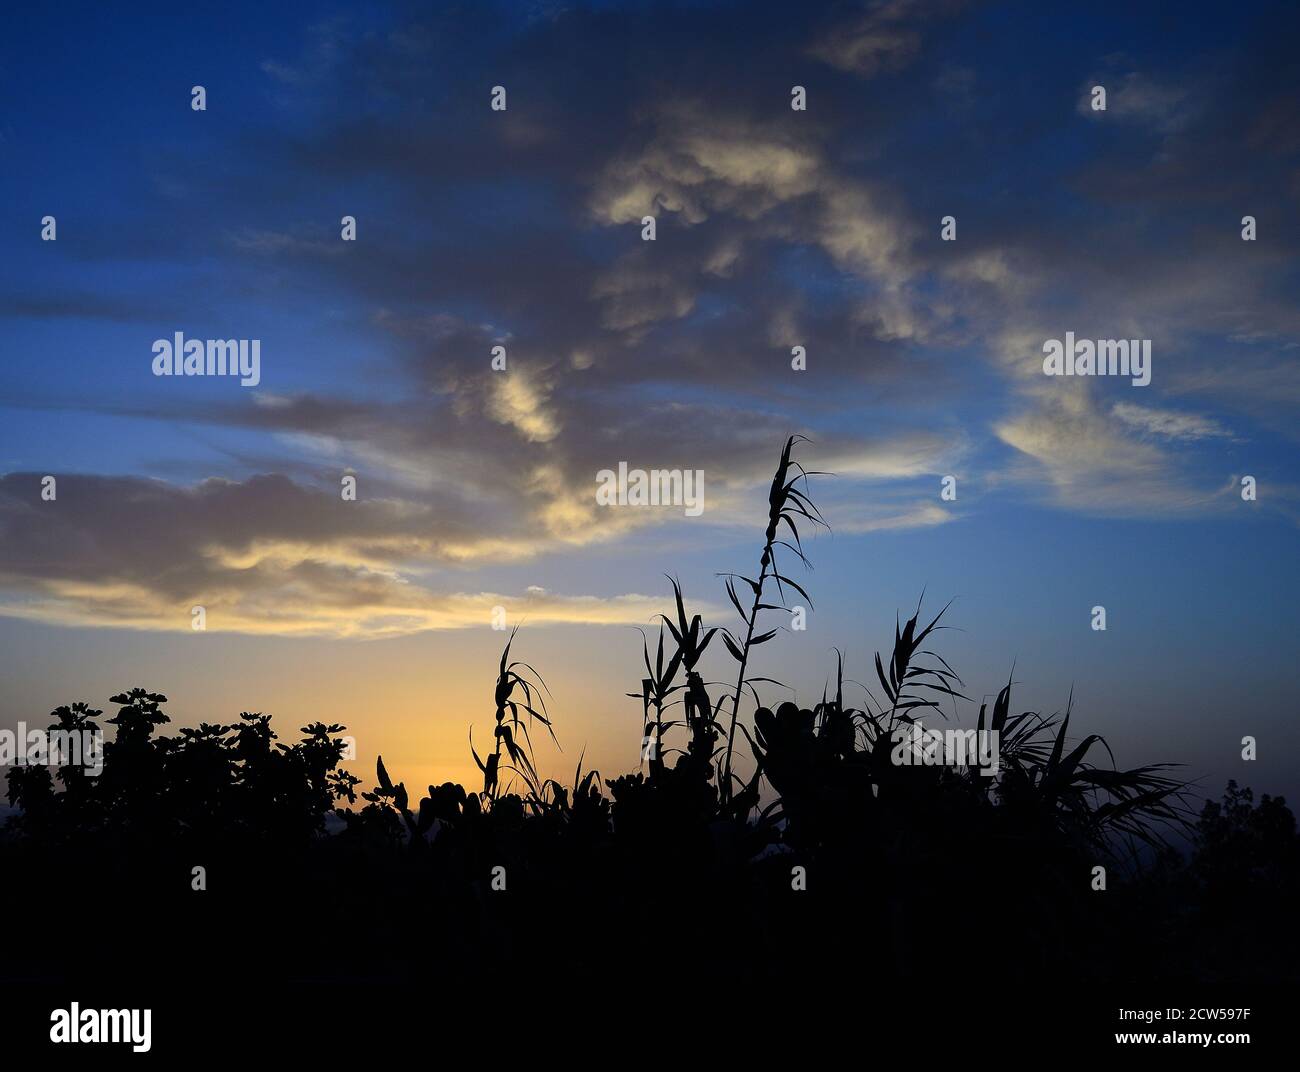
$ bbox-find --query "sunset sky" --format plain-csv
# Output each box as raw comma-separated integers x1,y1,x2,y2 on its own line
2,0,1297,805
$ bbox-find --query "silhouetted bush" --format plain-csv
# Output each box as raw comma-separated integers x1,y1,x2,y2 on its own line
2,439,1296,988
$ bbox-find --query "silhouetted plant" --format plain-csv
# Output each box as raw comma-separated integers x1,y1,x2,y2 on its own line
471,626,555,801
627,621,681,781
5,436,1288,991
717,434,826,801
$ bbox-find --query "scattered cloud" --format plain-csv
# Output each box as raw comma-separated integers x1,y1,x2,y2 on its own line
1111,402,1233,441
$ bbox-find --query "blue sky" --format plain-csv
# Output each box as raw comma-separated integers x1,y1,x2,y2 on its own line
1,0,1297,803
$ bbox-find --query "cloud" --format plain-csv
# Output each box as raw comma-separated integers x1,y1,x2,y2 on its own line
259,15,353,89
582,100,936,368
0,577,670,639
486,368,561,443
808,0,963,78
834,501,955,534
0,473,679,638
1078,70,1195,133
814,432,960,480
588,103,914,295
5,0,1300,644
994,388,1228,516
591,254,698,333
1110,402,1233,441
226,227,345,258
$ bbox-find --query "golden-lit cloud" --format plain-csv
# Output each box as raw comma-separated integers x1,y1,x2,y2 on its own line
486,368,561,443
0,575,670,639
0,472,708,638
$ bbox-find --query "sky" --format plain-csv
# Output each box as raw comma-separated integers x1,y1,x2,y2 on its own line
1,0,1297,808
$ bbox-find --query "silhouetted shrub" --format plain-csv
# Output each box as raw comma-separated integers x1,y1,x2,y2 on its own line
2,439,1295,988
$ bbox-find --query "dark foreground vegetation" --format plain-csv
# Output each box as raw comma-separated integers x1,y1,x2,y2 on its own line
2,439,1297,994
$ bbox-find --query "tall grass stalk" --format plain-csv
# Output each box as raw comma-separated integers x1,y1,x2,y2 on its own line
719,435,825,801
